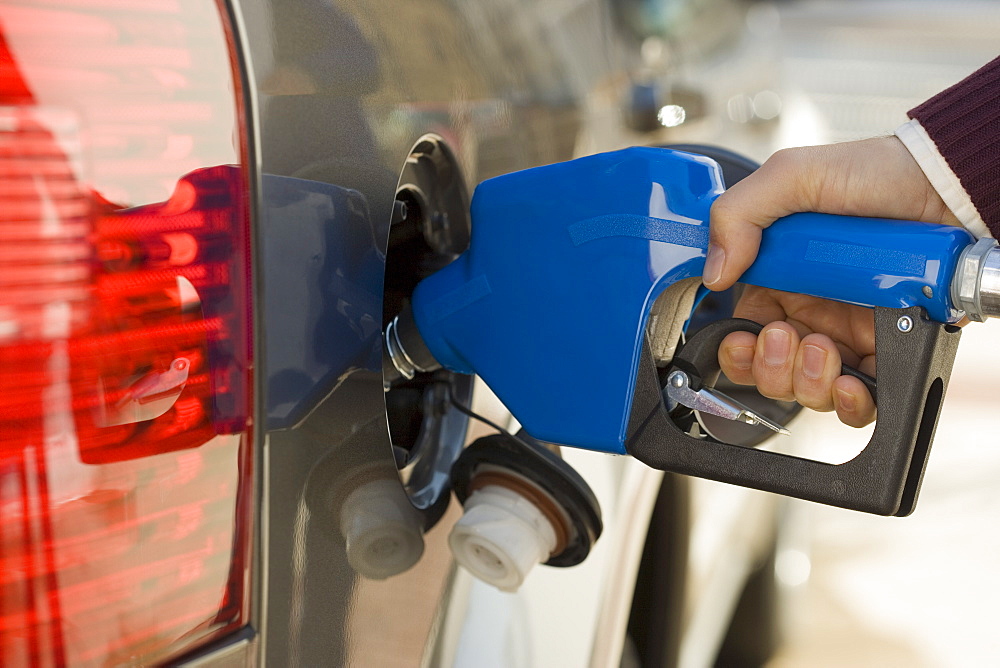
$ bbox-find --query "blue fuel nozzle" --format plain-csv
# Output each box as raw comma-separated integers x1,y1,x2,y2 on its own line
390,147,978,515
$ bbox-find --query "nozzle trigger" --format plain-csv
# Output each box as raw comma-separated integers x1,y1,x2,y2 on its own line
664,369,791,436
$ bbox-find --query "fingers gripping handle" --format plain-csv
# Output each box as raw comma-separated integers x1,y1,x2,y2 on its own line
626,306,961,516
671,318,877,402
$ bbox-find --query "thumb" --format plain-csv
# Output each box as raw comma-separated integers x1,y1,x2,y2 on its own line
703,149,815,291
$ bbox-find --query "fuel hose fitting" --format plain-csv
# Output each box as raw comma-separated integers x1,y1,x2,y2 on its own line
951,237,1000,322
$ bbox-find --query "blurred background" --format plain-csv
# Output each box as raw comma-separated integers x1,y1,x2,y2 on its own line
747,2,1000,665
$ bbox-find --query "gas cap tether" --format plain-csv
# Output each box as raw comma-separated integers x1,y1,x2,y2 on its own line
449,432,603,592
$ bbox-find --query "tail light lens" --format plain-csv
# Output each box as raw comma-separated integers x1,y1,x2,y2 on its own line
0,0,255,665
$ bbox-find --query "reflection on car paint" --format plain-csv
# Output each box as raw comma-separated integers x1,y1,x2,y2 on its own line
260,176,384,430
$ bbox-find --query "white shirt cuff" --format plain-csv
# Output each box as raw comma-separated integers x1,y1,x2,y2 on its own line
894,118,990,238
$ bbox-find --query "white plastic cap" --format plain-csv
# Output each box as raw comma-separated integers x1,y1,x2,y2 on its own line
448,484,557,592
339,478,425,580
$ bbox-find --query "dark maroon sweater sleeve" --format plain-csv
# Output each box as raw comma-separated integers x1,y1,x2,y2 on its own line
909,56,1000,237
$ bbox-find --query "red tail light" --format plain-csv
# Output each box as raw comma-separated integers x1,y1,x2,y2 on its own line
0,0,255,665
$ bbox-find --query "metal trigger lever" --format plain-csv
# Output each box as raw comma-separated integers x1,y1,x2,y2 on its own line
664,369,790,436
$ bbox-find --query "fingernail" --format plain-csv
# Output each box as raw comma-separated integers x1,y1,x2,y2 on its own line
703,243,725,286
836,388,856,413
727,345,753,371
802,344,827,379
763,329,790,366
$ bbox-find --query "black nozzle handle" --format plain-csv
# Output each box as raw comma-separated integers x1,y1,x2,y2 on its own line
628,306,961,516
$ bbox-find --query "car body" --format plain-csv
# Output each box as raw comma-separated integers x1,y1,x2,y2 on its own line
0,0,791,665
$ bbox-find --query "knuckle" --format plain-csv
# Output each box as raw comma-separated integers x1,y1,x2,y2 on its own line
722,370,754,386
796,389,834,412
845,410,876,428
708,197,739,228
762,389,797,403
792,378,832,411
756,374,795,402
836,388,876,427
766,147,800,172
726,367,756,386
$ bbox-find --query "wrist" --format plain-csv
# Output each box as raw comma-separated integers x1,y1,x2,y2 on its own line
895,119,990,238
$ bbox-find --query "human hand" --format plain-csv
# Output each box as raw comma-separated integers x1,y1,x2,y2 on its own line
705,137,959,426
